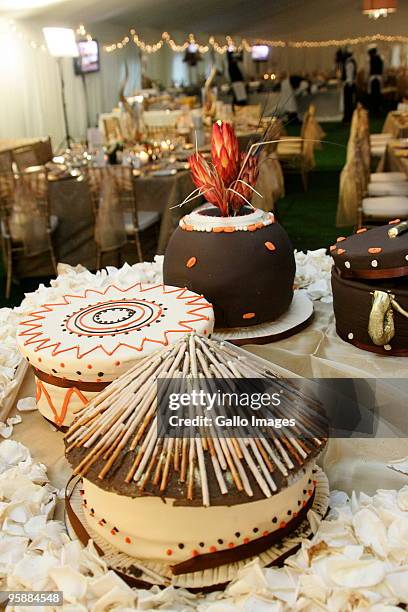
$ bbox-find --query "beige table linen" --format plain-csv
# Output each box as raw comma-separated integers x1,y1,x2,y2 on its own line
382,111,408,139
10,300,408,505
379,142,408,177
13,170,196,277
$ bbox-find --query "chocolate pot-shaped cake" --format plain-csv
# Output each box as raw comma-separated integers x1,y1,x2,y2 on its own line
164,121,295,328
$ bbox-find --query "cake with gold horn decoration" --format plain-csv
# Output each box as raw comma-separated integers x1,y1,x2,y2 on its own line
16,283,214,428
163,121,295,329
331,219,408,355
65,333,328,588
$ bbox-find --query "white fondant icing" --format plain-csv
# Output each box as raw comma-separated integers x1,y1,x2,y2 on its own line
180,205,274,232
35,379,96,427
82,465,315,565
17,284,214,426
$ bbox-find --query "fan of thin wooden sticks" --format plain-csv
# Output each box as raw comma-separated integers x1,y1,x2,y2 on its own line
65,334,327,507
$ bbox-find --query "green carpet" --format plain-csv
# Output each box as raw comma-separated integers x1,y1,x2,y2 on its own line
0,117,386,308
275,118,383,251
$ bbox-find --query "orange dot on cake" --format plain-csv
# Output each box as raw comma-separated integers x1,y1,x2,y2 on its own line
265,241,276,251
242,312,256,320
389,219,401,224
356,228,367,233
336,236,346,242
368,247,382,254
186,257,197,268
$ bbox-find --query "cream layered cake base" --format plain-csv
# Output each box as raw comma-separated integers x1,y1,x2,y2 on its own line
17,284,214,427
80,464,317,570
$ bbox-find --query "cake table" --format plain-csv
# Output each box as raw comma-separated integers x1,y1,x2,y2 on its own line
10,299,408,509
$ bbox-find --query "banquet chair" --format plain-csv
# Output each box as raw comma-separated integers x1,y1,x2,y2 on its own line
276,108,317,191
0,169,58,299
233,104,262,126
0,151,13,173
251,120,285,211
337,143,408,228
12,145,39,171
142,110,182,141
86,166,160,268
103,117,124,143
348,107,408,195
34,137,53,165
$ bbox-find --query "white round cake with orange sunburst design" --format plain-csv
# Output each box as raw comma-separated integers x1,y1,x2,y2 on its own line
16,283,214,427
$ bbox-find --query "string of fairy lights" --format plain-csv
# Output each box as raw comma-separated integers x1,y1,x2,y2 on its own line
103,30,408,54
4,19,408,56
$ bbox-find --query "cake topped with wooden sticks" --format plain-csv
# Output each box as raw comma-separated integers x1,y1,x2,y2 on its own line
65,333,327,577
17,283,214,428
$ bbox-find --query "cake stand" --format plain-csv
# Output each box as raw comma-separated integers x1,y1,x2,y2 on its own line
212,291,314,345
65,467,329,591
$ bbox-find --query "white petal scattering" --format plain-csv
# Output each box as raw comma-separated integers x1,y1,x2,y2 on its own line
1,438,408,610
295,249,333,303
0,308,26,411
16,256,164,316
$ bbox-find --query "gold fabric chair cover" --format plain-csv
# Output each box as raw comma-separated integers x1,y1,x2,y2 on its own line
336,153,364,227
252,154,285,212
88,167,128,252
1,171,49,255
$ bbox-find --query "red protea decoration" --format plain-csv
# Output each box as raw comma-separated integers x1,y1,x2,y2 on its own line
189,153,229,216
211,121,239,185
188,120,259,217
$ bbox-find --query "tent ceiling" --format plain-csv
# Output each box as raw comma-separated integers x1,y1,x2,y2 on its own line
1,0,406,40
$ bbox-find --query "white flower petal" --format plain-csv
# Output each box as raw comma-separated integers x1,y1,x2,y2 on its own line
17,397,37,412
353,507,388,557
326,558,385,588
49,566,88,603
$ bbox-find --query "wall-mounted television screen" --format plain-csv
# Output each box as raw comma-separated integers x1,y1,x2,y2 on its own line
74,40,100,75
252,44,269,61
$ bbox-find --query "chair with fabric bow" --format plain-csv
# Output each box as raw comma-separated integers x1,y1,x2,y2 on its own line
276,106,321,191
86,166,160,269
337,138,408,229
0,169,58,298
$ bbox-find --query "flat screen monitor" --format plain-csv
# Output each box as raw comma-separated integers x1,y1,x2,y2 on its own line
74,40,100,75
252,44,269,62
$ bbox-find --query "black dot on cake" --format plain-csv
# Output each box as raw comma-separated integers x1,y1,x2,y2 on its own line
272,517,277,523
76,371,81,376
235,532,240,538
217,539,223,545
287,509,292,515
253,527,258,533
178,543,184,549
199,542,205,548
98,372,104,377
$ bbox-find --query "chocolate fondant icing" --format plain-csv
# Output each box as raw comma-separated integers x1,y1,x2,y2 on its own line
331,267,408,355
331,222,408,279
163,207,296,328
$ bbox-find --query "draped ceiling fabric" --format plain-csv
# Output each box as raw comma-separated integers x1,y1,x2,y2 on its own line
0,0,407,144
